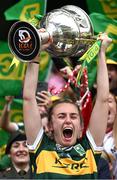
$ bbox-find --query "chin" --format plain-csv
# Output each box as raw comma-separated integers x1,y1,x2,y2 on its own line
62,139,75,147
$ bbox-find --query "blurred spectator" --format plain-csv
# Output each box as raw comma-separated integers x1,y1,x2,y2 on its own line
0,96,24,171
48,64,66,95
0,96,24,133
102,92,117,179
91,59,117,100
0,131,30,179
106,59,117,96
97,156,111,179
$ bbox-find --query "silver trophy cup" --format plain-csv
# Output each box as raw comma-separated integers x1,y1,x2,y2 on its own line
8,5,96,62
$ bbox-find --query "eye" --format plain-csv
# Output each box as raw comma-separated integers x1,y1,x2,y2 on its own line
58,114,65,119
12,144,19,148
71,114,79,120
23,142,27,147
71,116,77,119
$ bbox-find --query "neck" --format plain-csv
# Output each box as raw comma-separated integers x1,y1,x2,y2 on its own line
13,162,29,172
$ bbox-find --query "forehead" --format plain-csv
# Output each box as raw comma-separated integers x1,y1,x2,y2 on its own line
12,140,26,146
107,64,117,71
52,102,79,114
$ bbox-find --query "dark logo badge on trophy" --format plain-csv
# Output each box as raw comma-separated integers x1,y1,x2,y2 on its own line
8,21,40,62
8,5,96,62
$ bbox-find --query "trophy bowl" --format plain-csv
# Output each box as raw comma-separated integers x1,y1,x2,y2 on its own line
40,5,95,57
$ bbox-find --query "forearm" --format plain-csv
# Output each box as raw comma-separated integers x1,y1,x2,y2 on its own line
96,33,112,101
0,103,17,132
23,57,42,145
0,104,10,129
23,58,40,100
97,49,109,101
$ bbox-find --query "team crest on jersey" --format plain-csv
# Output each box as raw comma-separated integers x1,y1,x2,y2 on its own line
74,144,85,156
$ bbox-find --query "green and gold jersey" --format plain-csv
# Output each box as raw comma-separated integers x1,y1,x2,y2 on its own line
28,129,102,179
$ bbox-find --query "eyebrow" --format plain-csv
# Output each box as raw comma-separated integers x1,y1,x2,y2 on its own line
12,141,26,145
55,112,79,116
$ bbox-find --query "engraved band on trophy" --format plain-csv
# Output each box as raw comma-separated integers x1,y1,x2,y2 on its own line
8,5,96,62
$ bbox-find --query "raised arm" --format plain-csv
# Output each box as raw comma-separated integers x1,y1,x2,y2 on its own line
23,36,52,145
88,33,112,146
0,96,18,132
23,57,41,145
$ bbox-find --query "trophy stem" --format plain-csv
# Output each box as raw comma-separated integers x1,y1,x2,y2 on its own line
39,31,51,45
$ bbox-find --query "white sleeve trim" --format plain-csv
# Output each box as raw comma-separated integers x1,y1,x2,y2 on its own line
86,129,103,151
27,127,44,151
13,122,19,131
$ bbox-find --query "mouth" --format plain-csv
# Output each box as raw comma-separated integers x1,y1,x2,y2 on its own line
63,127,73,140
17,154,25,157
17,153,28,157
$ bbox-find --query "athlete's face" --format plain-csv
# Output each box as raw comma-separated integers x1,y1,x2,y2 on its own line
50,103,82,147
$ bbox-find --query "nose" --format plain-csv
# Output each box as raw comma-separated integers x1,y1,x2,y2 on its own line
65,115,72,124
18,144,26,151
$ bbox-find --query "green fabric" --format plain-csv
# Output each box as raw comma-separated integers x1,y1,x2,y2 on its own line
0,155,11,170
77,40,101,89
0,41,25,96
90,13,117,62
0,129,10,170
86,0,117,19
4,0,47,21
90,13,117,33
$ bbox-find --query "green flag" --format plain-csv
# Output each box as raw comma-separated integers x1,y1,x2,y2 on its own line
86,0,117,19
90,12,117,62
77,40,101,89
4,0,47,21
0,41,26,96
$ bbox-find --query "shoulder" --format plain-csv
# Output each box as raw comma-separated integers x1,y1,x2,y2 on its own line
0,167,12,177
29,131,55,154
3,167,11,172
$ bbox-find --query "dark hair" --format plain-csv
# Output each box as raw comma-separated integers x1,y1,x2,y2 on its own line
48,98,84,127
5,130,26,154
